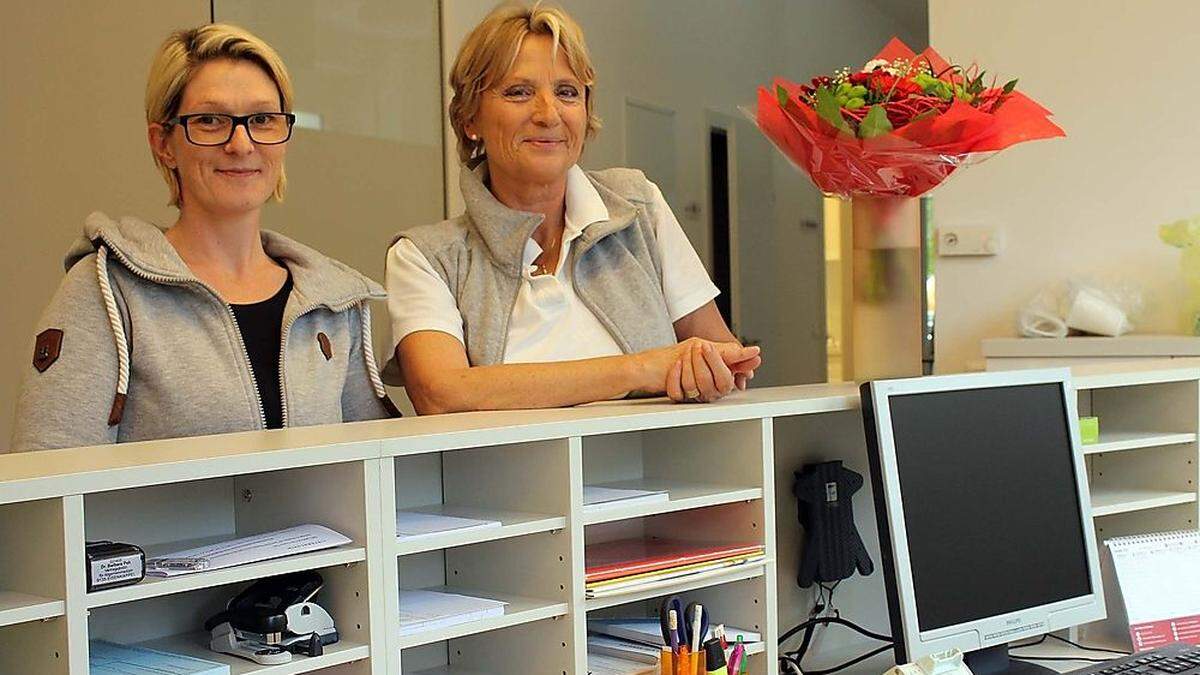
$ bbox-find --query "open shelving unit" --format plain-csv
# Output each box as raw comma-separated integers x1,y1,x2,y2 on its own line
1060,366,1200,648
0,383,898,674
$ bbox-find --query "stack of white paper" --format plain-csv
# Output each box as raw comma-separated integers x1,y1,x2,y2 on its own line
396,510,502,540
587,634,659,663
583,486,669,511
399,589,508,636
586,651,658,675
145,524,352,577
589,617,762,646
89,640,229,675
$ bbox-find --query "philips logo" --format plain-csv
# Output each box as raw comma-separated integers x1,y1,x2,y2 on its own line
984,620,1046,641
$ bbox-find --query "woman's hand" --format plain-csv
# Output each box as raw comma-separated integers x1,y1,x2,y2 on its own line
636,338,760,403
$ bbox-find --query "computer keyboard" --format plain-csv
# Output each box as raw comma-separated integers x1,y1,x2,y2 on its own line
1068,644,1200,675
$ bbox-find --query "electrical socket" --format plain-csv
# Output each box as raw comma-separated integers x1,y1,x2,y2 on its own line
937,226,1003,256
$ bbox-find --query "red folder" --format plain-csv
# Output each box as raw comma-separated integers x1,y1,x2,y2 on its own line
584,538,765,583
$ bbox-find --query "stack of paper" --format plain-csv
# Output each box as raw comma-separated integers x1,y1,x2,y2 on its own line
587,650,658,675
587,633,660,663
145,524,352,577
90,640,229,675
589,617,762,647
583,486,670,511
584,538,766,598
396,510,502,540
399,589,508,636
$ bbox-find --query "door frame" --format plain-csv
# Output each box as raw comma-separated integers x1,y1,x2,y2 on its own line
705,110,743,332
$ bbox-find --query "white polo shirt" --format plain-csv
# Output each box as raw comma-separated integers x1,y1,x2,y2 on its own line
386,165,719,364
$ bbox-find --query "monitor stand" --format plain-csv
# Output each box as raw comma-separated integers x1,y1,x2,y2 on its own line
965,644,1057,675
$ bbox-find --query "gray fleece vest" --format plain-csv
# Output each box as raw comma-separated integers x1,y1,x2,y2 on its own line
399,163,678,366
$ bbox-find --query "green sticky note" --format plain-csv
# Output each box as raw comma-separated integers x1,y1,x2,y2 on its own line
1079,417,1100,445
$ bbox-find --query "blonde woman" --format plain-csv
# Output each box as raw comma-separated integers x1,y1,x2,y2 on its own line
12,24,396,452
385,2,760,414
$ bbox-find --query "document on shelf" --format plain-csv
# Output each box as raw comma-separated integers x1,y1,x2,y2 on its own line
398,589,508,636
587,634,660,663
145,524,351,577
583,485,669,511
586,650,658,675
89,639,229,675
588,618,762,647
396,510,502,540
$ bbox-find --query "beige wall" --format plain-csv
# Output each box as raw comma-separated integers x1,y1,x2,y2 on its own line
929,0,1200,372
0,2,210,447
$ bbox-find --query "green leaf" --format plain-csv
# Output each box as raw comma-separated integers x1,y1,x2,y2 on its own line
859,105,894,139
815,86,852,134
1002,78,1019,95
776,83,790,108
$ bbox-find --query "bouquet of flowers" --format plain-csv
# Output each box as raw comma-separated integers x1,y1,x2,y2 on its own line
755,38,1064,197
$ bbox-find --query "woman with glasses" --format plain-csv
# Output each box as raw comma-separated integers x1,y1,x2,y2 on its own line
11,24,397,452
384,3,761,414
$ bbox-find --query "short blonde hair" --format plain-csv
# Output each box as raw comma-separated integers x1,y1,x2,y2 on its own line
145,23,294,207
449,2,600,166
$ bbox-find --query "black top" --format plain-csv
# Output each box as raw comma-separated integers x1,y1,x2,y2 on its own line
230,273,293,430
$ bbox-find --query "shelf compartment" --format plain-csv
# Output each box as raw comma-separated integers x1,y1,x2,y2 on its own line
0,591,64,627
582,479,762,525
1082,431,1197,455
87,539,365,608
397,586,567,649
586,560,767,611
395,504,565,557
136,632,369,675
409,667,490,675
1091,489,1197,517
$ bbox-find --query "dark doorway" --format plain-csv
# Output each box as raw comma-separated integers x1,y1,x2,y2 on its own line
709,127,732,325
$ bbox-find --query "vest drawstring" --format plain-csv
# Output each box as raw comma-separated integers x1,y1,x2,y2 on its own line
95,246,130,425
360,302,401,417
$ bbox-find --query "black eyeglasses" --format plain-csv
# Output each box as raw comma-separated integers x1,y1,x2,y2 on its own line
165,112,297,146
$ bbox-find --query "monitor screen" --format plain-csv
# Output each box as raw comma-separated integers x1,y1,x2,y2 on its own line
886,382,1093,632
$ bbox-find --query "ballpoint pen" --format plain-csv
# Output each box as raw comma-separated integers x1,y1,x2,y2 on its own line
668,609,680,653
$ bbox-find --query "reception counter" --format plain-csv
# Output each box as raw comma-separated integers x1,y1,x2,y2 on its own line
2,363,1194,674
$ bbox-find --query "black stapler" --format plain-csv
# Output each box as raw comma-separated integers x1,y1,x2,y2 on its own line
203,570,339,665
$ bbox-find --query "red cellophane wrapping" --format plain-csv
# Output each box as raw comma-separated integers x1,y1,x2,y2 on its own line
755,38,1065,198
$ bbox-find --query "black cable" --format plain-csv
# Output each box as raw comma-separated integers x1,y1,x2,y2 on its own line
801,643,896,675
1012,655,1112,664
1045,632,1132,656
1010,635,1048,650
780,615,892,648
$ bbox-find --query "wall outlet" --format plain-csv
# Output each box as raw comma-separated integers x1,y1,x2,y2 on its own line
937,226,1003,256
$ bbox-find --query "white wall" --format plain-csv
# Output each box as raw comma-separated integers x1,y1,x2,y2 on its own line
929,0,1200,372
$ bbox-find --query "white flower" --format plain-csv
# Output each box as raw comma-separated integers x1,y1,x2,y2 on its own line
862,59,890,73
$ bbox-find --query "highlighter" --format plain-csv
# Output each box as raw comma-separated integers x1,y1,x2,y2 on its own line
675,645,691,675
704,637,728,675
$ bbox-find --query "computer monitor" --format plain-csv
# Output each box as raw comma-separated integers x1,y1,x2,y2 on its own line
860,368,1106,675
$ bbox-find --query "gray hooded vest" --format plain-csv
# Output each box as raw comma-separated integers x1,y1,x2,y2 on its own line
389,163,678,372
11,213,396,452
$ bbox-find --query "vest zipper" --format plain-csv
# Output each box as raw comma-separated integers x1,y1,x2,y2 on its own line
277,302,322,429
99,239,268,430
